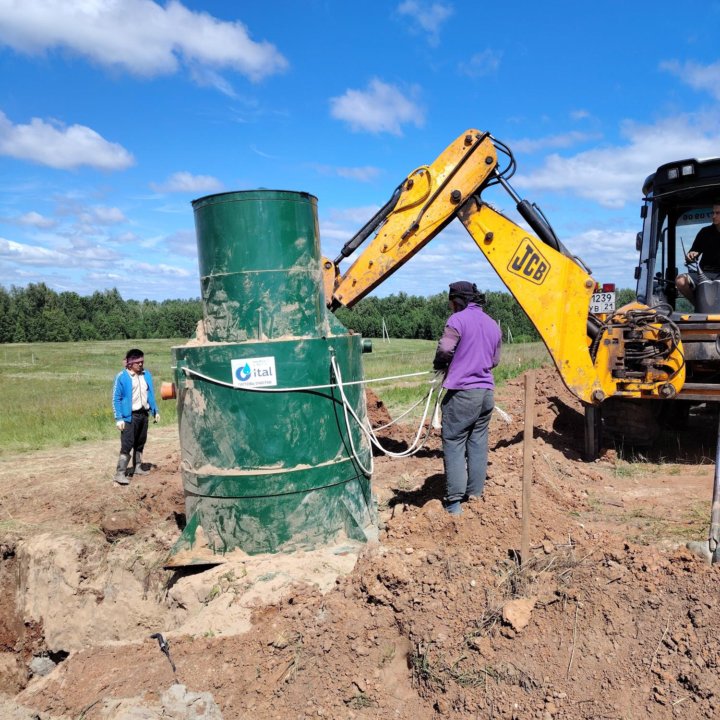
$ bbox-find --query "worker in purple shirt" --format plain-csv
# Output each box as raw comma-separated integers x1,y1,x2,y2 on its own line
433,281,502,515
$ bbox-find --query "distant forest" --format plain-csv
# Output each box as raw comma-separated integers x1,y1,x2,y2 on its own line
0,282,636,344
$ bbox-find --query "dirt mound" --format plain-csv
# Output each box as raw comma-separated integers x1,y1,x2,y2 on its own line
3,368,720,719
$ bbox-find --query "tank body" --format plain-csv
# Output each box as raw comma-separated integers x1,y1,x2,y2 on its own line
171,190,374,557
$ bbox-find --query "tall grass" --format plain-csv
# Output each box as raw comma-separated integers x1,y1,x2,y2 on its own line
0,339,182,455
0,338,549,455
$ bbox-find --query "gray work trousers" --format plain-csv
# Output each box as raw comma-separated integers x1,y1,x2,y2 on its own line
441,388,494,504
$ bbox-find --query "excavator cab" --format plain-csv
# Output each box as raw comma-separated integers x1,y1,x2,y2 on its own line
635,157,720,399
637,158,720,312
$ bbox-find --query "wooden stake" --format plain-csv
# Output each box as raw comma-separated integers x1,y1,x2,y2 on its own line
521,370,536,565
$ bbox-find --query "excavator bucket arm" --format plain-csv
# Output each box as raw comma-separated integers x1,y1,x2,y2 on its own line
326,130,497,309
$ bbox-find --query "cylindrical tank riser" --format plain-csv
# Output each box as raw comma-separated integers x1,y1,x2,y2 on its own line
171,190,375,557
193,190,328,342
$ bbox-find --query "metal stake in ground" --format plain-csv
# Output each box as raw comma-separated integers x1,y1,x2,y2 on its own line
521,370,536,565
710,413,720,564
687,409,720,564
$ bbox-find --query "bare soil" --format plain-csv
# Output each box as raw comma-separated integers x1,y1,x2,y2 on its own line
2,367,720,719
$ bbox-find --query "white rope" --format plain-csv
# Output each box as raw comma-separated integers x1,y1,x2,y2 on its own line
333,363,374,477
180,365,430,393
494,405,513,423
330,355,442,461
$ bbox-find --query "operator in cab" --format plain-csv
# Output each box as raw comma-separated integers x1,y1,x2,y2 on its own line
433,281,502,515
676,202,720,305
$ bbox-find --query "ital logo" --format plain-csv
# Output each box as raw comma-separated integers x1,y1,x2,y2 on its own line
507,238,550,285
231,357,277,388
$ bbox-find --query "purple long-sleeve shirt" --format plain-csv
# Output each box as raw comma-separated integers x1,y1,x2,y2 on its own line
433,303,502,390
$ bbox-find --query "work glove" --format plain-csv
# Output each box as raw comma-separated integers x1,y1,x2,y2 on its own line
432,402,442,430
116,420,125,431
154,413,160,424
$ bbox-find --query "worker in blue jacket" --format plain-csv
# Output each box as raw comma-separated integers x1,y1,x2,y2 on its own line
112,348,159,485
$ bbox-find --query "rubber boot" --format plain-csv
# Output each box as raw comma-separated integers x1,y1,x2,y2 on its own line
114,453,130,485
133,451,150,476
445,500,462,515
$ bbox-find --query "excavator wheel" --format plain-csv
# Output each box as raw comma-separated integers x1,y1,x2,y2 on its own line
601,398,661,448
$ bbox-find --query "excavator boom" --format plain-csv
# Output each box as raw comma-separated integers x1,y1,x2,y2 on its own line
326,131,497,308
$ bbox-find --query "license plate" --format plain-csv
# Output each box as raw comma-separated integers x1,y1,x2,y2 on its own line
590,292,615,314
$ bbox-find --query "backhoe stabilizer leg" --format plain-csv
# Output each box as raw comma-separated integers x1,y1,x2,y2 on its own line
583,403,601,461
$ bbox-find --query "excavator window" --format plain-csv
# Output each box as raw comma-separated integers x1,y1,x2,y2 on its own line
676,206,714,255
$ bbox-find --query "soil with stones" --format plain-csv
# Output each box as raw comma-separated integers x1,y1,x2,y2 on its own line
1,367,720,719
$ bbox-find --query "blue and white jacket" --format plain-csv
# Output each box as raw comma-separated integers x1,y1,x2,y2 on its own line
112,369,158,423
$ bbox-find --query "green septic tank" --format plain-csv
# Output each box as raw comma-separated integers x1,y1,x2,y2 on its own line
170,190,375,561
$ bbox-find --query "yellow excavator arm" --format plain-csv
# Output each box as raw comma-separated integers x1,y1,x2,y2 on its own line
323,129,685,406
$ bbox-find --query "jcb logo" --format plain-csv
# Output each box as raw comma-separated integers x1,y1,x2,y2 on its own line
508,239,550,285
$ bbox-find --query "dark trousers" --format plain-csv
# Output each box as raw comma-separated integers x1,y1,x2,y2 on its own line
441,388,494,504
120,410,149,457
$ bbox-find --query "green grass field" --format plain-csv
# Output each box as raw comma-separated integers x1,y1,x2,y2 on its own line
0,338,549,456
0,339,183,455
362,338,548,417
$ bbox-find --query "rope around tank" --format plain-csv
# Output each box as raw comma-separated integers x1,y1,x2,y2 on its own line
177,364,512,467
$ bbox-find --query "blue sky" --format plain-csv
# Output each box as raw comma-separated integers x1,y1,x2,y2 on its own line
1,0,720,301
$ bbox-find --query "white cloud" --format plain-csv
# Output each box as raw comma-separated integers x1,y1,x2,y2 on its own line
397,1,453,46
560,228,640,287
250,144,280,160
0,111,134,170
16,211,56,228
151,171,224,193
515,114,720,208
330,79,424,135
189,66,237,98
86,271,127,283
0,0,288,82
133,261,192,277
90,206,126,224
320,205,382,257
164,229,198,258
510,131,602,154
0,237,69,266
326,205,382,224
114,231,140,243
70,244,121,263
312,164,381,182
661,60,720,101
460,49,502,78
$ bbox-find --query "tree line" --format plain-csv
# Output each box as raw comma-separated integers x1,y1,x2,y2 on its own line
334,291,542,342
0,283,637,344
0,284,201,342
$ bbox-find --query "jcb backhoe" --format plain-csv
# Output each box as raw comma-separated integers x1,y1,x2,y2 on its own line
321,129,720,562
